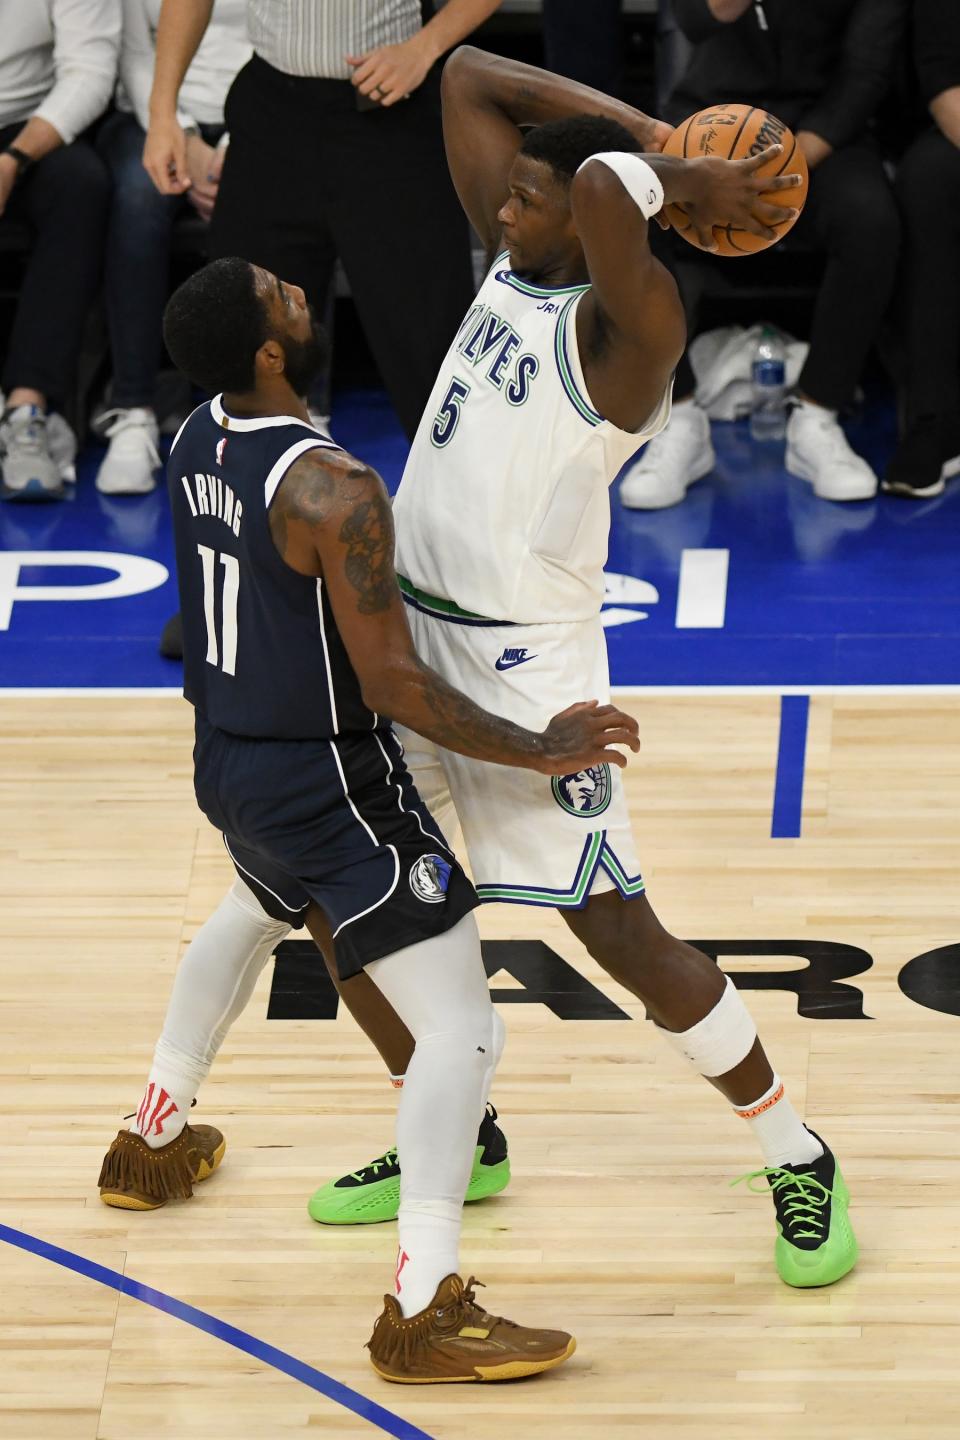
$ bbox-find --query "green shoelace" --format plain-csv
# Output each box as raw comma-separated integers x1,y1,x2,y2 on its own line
732,1167,835,1242
349,1146,400,1183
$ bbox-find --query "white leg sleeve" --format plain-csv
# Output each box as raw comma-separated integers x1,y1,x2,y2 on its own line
365,911,497,1316
156,878,291,1082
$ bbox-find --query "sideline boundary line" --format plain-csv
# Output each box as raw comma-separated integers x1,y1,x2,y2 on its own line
0,1222,436,1440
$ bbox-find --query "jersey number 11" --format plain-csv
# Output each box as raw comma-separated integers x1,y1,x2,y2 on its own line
197,544,239,676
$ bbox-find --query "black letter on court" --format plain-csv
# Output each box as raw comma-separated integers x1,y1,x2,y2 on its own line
687,940,873,1020
266,938,630,1021
482,940,630,1019
898,944,960,1018
268,940,340,1020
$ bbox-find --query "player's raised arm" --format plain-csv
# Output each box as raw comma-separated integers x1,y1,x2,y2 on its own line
568,146,804,429
269,448,640,776
440,45,671,255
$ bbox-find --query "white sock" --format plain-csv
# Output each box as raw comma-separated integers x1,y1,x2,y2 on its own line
134,879,290,1148
733,1075,824,1169
656,979,823,1169
365,913,497,1318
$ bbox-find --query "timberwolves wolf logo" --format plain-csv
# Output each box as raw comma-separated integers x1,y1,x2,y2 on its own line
409,854,452,904
551,764,612,818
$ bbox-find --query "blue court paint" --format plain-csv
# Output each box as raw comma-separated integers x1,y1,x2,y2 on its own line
1,386,959,688
0,1222,436,1440
770,694,810,838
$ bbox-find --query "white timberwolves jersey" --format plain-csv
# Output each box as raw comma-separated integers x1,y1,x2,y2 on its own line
393,253,672,623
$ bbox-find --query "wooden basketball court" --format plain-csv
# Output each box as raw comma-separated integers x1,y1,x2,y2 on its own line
2,689,959,1439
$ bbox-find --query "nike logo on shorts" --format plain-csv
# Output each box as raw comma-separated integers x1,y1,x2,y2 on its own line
495,647,538,671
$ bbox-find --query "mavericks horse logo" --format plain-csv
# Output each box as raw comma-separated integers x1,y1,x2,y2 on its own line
409,854,452,904
551,764,612,818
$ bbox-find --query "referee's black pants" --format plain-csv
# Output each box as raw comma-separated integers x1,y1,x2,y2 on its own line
209,54,475,440
894,127,960,429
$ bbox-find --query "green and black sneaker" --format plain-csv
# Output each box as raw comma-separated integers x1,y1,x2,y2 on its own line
733,1131,858,1288
308,1104,511,1225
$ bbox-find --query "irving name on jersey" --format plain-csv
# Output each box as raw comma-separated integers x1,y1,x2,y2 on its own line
177,467,244,537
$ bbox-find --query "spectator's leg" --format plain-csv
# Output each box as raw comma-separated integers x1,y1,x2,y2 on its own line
782,145,899,500
894,129,960,430
543,0,623,95
323,74,475,440
98,112,181,410
795,144,901,411
1,139,110,407
884,128,960,494
209,61,337,369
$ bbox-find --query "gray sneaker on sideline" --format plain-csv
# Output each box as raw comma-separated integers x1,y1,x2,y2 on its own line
0,405,66,501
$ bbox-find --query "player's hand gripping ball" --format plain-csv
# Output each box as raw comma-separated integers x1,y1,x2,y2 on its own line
663,103,809,256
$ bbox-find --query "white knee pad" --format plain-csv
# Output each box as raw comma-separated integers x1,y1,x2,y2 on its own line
657,976,756,1077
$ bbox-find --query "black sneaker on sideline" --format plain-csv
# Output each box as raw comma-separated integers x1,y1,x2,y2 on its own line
883,415,960,499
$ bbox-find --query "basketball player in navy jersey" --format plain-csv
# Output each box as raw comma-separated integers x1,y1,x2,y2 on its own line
96,255,643,1382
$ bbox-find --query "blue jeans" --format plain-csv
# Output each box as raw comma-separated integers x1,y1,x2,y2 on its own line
97,111,222,409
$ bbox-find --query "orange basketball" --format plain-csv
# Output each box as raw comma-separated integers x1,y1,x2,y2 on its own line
662,103,808,257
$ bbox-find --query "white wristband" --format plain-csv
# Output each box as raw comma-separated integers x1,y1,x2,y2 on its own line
576,151,665,220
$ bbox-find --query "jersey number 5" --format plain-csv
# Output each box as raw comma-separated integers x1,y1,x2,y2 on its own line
431,377,470,448
197,544,239,676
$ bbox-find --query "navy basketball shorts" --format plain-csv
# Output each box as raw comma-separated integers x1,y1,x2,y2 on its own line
192,715,478,980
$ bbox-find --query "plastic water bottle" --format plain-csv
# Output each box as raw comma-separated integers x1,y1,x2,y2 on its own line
749,326,787,442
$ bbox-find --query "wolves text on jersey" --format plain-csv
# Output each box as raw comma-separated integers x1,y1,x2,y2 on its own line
453,302,540,402
179,471,243,536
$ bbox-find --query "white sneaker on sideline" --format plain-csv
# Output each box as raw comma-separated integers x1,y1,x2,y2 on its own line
785,404,877,502
96,408,161,495
0,404,65,501
619,401,715,510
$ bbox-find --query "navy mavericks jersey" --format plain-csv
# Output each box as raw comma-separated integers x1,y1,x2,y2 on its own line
168,395,377,739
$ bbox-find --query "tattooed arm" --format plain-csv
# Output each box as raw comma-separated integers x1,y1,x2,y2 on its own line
269,446,640,774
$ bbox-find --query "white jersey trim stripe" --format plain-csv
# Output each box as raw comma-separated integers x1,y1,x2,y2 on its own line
211,393,336,435
332,846,401,937
328,736,377,845
315,578,340,734
170,401,209,456
326,734,403,937
264,438,333,509
373,731,447,853
554,294,602,426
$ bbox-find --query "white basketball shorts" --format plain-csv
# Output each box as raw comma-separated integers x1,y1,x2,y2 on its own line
396,589,644,908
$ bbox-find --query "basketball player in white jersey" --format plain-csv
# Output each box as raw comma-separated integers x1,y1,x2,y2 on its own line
304,47,859,1290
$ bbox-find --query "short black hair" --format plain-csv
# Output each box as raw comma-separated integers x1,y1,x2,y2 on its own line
163,257,272,395
519,115,640,185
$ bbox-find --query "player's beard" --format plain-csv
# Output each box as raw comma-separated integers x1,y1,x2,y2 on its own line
282,313,329,397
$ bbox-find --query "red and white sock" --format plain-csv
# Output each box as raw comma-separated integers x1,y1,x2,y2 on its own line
734,1074,824,1168
133,1044,201,1150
